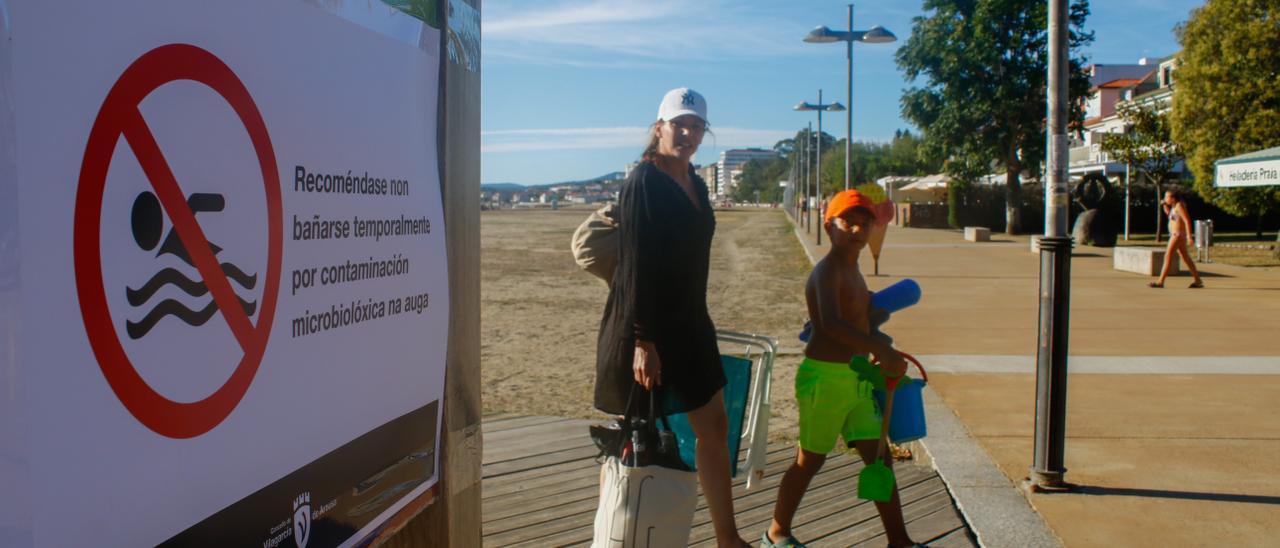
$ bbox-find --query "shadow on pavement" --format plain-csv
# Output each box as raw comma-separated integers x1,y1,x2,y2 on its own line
1078,486,1280,506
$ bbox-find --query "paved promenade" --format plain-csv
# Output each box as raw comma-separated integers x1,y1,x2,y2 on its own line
787,211,1280,547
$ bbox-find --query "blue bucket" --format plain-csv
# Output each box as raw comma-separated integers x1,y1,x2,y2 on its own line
874,353,928,443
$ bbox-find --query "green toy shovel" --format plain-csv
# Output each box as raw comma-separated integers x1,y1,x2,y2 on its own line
858,376,900,502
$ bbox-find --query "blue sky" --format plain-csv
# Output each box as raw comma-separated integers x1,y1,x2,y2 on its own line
481,0,1204,185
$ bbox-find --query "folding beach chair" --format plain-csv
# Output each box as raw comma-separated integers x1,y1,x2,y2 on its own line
664,330,777,490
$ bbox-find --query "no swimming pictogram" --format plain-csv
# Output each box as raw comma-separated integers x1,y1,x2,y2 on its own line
73,44,283,439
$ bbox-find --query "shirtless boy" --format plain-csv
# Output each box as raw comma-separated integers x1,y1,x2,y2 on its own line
762,189,918,548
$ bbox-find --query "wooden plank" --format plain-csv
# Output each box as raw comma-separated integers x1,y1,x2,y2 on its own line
482,487,602,544
815,489,957,546
483,424,597,462
687,454,890,544
788,476,946,544
481,455,601,501
483,416,591,440
483,445,798,546
688,456,931,536
487,444,801,541
480,412,520,423
506,523,595,547
483,434,596,465
690,465,938,546
482,444,600,478
482,415,567,434
484,439,597,473
478,416,973,548
903,504,974,547
483,476,599,525
483,451,601,493
483,442,792,503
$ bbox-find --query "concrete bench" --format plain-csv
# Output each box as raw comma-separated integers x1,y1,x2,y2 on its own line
964,227,991,242
1113,246,1180,276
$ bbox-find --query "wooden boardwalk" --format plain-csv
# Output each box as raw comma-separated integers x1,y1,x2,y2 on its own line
481,416,975,547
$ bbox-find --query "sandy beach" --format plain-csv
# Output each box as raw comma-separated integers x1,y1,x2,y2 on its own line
481,207,811,438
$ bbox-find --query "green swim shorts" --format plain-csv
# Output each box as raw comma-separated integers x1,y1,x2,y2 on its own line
796,356,882,454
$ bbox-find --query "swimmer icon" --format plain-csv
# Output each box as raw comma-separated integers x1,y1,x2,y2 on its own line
125,191,258,339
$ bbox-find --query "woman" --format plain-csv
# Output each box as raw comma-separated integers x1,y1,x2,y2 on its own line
1149,189,1205,288
596,87,750,547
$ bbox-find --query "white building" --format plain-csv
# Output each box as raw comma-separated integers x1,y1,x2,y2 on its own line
716,148,776,197
697,163,719,202
1069,55,1182,181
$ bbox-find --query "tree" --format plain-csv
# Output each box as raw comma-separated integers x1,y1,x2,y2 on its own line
1101,101,1183,241
733,158,788,204
897,0,1094,234
1170,0,1280,242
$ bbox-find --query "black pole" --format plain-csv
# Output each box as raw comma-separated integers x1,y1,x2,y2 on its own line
1028,0,1075,492
805,125,812,233
815,90,824,247
1029,236,1072,490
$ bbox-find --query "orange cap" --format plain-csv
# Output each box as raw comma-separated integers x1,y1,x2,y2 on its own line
824,189,877,224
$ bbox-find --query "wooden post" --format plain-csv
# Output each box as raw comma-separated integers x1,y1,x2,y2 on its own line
385,0,482,545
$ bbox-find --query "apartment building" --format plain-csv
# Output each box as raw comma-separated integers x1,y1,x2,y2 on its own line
1069,55,1183,180
716,148,776,197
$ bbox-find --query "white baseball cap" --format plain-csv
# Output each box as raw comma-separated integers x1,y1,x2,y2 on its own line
657,87,708,124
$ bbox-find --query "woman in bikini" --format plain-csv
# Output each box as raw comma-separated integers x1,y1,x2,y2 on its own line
1149,189,1204,288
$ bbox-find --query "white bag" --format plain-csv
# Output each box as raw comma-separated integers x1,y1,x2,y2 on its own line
591,456,697,548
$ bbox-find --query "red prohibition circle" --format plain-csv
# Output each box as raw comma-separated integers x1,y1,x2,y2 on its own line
73,44,282,439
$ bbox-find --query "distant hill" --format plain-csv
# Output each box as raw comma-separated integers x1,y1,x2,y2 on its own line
482,171,624,192
480,182,524,191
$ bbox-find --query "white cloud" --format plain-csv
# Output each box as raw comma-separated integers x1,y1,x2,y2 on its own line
482,126,793,153
484,0,681,36
482,0,809,65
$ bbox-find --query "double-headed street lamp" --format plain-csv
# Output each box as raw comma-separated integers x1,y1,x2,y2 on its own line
795,90,845,246
804,4,896,190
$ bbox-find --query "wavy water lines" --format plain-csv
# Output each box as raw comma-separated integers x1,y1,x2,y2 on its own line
125,264,258,306
125,260,259,339
126,296,258,340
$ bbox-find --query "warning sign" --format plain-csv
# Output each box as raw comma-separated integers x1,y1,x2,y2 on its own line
74,44,283,439
3,2,450,546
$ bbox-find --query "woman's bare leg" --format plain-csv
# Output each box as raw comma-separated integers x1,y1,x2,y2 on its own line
688,390,749,547
1155,236,1178,286
1174,240,1203,284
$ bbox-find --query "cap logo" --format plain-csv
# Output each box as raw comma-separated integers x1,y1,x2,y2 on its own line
681,91,696,107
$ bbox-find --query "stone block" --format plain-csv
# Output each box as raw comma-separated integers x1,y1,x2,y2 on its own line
964,227,991,242
1113,246,1180,276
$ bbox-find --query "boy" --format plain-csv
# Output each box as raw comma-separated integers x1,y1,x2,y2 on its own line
763,189,918,548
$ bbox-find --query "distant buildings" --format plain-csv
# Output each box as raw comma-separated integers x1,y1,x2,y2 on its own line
697,163,718,201
717,148,777,197
1069,55,1184,183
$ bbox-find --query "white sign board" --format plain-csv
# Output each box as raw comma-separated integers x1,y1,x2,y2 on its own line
1216,157,1280,187
0,1,449,546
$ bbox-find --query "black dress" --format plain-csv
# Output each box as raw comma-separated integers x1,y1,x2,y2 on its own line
595,162,725,415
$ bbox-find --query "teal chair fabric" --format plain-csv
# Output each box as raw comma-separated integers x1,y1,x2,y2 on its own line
665,355,753,475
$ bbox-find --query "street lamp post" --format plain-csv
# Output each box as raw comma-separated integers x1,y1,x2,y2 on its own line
795,91,845,246
1028,0,1075,493
798,124,808,233
804,4,897,190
